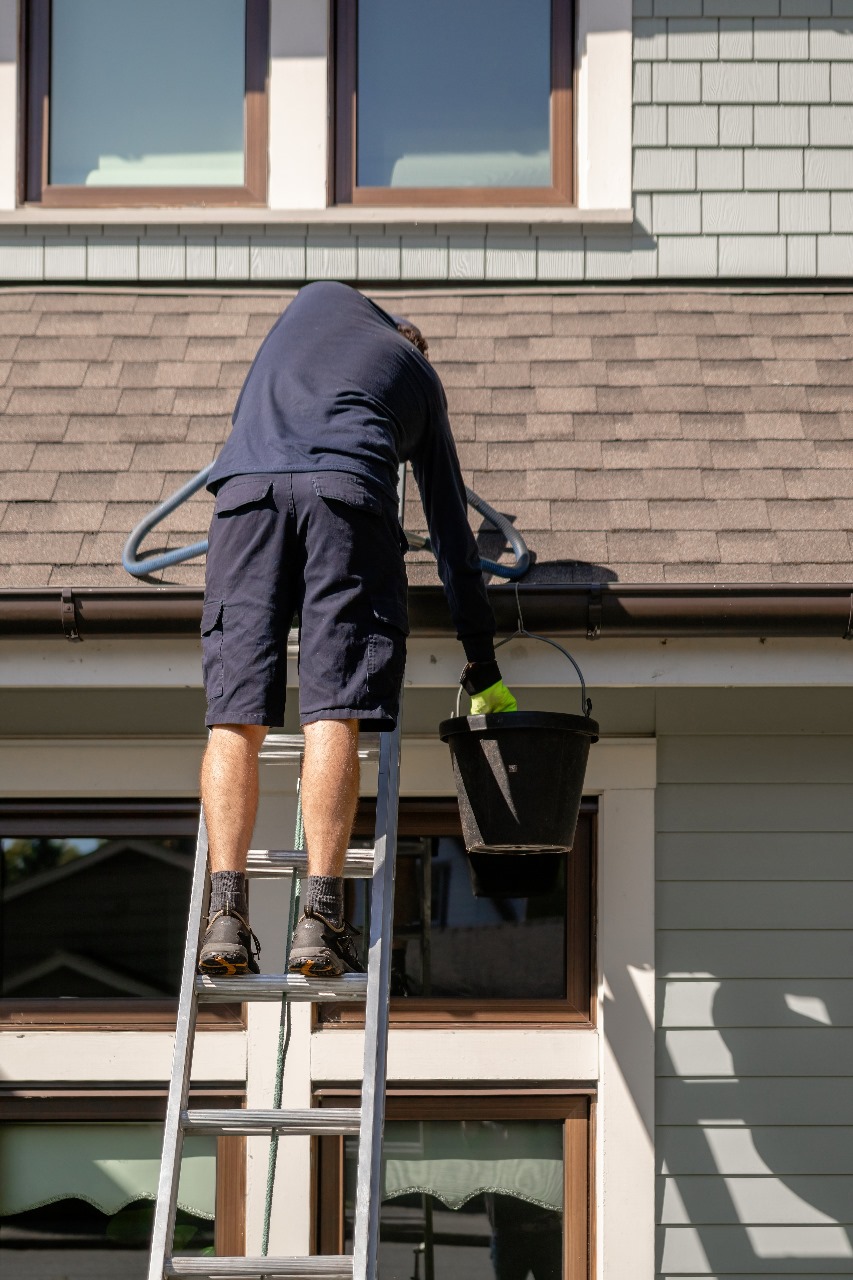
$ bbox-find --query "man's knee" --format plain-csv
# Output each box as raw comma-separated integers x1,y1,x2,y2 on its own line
209,724,268,753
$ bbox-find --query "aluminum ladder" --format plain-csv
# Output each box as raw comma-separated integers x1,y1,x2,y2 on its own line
148,724,401,1280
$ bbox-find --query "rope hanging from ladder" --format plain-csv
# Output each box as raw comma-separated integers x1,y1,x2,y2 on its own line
260,784,304,1257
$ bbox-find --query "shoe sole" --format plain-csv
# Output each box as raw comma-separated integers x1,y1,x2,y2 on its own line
288,949,346,977
198,953,251,977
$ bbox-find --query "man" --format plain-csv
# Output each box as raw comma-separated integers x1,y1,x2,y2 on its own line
197,282,516,979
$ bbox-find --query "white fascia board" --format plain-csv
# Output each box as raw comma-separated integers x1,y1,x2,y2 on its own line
0,0,16,211
576,0,633,212
0,1031,246,1083
268,0,328,210
5,636,853,690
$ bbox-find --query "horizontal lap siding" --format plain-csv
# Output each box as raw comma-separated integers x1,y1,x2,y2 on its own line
656,732,853,1278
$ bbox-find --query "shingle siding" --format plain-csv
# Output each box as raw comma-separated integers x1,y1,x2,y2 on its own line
657,716,853,1280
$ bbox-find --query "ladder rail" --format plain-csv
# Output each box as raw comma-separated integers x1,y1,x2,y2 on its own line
148,808,211,1280
352,724,402,1280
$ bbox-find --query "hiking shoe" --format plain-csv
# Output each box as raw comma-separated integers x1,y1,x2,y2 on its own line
287,911,364,977
198,907,261,977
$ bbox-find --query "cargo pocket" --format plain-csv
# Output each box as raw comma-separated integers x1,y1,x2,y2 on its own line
367,627,406,702
201,600,224,699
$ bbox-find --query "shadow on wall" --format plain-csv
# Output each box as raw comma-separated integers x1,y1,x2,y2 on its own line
658,977,853,1275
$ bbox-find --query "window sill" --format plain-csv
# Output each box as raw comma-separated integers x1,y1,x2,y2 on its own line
2,205,634,228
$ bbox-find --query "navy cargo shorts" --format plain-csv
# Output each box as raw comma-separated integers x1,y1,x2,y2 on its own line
202,471,409,731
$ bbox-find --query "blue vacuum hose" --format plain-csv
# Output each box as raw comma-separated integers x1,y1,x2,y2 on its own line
122,464,530,580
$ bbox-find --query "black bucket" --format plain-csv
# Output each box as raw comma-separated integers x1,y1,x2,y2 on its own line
439,710,599,855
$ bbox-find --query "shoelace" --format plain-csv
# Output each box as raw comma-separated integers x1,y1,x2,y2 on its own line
207,906,262,965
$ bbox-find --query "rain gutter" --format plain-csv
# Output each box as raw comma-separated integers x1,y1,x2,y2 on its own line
1,585,851,641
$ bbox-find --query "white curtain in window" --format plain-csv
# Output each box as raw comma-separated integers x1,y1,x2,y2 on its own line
382,1120,563,1213
0,1124,215,1218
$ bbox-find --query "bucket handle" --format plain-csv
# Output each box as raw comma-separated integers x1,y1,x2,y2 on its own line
455,584,593,719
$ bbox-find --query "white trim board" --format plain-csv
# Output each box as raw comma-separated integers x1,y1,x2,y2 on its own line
5,636,853,690
0,735,653,799
0,1031,246,1082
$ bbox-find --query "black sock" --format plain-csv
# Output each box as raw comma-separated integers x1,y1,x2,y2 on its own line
210,871,247,916
303,875,343,924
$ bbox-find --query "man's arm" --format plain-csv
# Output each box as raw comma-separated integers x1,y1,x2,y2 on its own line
410,389,500,687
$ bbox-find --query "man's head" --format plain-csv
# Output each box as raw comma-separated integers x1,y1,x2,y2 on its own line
391,315,429,359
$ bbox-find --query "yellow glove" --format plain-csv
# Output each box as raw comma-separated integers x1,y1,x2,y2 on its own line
469,679,518,716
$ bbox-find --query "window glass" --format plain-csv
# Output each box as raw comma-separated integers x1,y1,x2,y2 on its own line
342,1119,564,1279
1,833,195,997
49,0,246,187
346,836,567,1000
356,0,552,188
0,1123,214,1275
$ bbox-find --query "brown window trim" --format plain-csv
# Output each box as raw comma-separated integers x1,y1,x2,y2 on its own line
0,1087,246,1256
333,0,574,207
315,1089,593,1280
21,0,269,207
318,800,596,1031
0,798,243,1031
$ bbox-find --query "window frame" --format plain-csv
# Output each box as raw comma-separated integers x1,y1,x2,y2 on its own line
0,1087,246,1256
315,1088,592,1280
0,798,243,1031
332,0,574,207
20,0,270,207
318,799,596,1030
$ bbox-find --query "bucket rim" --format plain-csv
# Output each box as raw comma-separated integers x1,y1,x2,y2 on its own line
439,710,600,742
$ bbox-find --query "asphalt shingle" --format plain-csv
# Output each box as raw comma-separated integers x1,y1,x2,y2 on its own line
0,285,850,589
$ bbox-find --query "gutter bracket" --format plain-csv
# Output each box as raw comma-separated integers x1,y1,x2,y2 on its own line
586,585,602,641
844,593,853,641
61,588,82,643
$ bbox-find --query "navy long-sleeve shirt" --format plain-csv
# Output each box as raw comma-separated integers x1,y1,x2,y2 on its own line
207,282,496,662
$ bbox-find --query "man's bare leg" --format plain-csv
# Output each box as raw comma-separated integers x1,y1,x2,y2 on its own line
201,724,268,872
288,718,363,975
197,724,267,976
301,718,360,877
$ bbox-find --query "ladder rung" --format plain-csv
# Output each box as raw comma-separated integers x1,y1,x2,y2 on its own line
166,1258,352,1278
182,1107,360,1136
196,973,367,1003
260,732,380,763
247,849,374,879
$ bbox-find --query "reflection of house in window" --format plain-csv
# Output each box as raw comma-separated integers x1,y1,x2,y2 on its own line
324,800,594,1026
2,835,195,998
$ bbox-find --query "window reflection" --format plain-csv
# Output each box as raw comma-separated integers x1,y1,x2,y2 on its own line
342,1120,564,1280
346,836,567,1001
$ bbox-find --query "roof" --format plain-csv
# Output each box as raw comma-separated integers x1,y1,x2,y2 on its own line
0,285,851,590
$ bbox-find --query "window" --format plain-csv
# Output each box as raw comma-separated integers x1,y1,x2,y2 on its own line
0,799,240,1029
319,800,595,1028
317,1092,591,1280
23,0,269,205
0,1089,244,1274
334,0,573,206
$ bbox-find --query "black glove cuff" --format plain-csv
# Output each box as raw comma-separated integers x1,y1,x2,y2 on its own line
460,659,501,696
